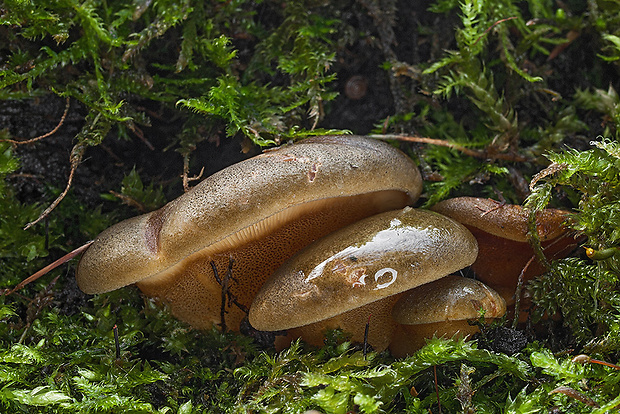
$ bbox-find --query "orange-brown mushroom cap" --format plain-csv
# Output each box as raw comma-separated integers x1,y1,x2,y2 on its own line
430,197,574,289
248,207,479,348
430,197,568,242
76,136,423,330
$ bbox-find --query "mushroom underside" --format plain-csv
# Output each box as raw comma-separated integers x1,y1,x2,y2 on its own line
468,226,579,288
275,294,402,351
137,190,413,330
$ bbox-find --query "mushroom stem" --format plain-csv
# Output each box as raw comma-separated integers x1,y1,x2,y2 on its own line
512,255,535,329
274,294,402,352
390,320,495,358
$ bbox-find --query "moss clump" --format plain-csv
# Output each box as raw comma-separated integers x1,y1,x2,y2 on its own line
527,138,620,351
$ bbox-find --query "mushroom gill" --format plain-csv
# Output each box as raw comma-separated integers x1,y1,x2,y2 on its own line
76,136,422,331
249,207,479,351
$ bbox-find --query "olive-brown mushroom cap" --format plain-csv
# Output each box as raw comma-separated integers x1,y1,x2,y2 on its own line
249,207,479,332
391,275,506,325
389,275,506,357
77,136,422,294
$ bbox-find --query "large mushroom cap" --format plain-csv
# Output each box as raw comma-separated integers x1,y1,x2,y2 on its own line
249,207,479,332
76,136,422,330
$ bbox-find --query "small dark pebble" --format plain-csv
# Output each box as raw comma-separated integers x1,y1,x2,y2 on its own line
344,75,368,100
479,326,528,355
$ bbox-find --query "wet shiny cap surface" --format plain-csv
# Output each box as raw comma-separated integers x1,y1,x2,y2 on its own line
249,207,479,331
391,275,507,325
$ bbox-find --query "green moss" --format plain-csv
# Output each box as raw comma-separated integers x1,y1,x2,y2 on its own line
0,0,346,149
526,138,620,350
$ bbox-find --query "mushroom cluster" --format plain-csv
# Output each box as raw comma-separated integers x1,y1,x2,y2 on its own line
249,207,479,351
77,136,423,332
77,136,571,355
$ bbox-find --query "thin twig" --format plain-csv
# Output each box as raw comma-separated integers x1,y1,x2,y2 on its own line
2,241,94,296
126,120,154,150
473,17,518,46
572,354,620,370
0,97,70,145
113,324,121,360
363,313,371,359
369,134,529,162
181,150,205,192
434,365,442,414
211,260,229,332
549,386,599,408
512,255,535,329
109,190,148,212
478,199,506,217
182,166,204,192
211,257,246,332
24,142,86,230
529,162,568,190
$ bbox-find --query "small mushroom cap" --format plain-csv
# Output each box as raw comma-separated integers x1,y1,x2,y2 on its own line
391,275,507,325
430,197,568,242
249,207,479,331
77,135,422,295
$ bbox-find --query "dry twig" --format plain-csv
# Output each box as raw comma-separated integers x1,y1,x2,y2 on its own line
0,97,70,145
2,241,93,296
24,142,86,229
369,134,529,162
